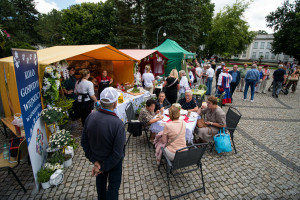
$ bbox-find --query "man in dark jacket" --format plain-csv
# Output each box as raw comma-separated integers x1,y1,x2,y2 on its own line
272,64,287,98
81,87,125,200
229,65,241,96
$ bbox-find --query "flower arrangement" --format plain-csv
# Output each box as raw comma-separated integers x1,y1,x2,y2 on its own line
44,162,64,171
49,129,71,150
54,96,74,125
172,103,181,110
37,167,54,183
47,151,65,165
40,107,66,125
42,61,69,106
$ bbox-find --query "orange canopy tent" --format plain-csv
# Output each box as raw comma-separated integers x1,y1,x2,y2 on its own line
0,45,138,118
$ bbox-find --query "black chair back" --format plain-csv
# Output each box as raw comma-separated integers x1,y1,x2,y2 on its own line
125,102,136,122
226,107,242,135
172,144,207,171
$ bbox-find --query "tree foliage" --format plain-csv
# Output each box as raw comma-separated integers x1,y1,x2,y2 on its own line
144,0,214,50
0,0,39,43
266,0,300,60
205,1,256,58
35,9,64,46
61,1,116,46
114,0,145,48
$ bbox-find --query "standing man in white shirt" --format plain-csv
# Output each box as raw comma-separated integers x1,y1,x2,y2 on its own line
195,62,202,86
142,65,155,94
179,70,190,100
206,64,215,95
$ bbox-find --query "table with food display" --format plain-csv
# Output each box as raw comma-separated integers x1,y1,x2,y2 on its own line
149,109,199,144
113,85,150,123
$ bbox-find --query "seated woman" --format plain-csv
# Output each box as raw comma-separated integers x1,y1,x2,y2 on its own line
139,99,163,142
194,96,226,143
160,105,186,161
155,92,171,113
179,90,198,112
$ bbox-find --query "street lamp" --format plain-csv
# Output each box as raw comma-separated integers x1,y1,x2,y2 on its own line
156,26,167,46
51,33,65,46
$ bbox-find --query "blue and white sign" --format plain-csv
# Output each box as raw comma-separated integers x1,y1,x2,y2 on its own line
12,49,47,191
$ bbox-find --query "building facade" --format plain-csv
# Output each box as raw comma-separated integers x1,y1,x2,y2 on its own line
232,34,294,63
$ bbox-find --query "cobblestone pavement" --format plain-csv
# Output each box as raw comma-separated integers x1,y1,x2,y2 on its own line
0,72,299,200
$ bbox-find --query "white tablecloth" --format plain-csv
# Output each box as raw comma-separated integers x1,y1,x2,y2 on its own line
149,110,199,143
114,91,150,123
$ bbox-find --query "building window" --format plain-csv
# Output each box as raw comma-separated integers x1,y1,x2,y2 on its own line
284,55,288,60
242,51,246,58
252,52,256,59
260,42,265,49
253,42,258,49
265,52,269,59
271,54,276,59
259,52,263,58
267,42,271,49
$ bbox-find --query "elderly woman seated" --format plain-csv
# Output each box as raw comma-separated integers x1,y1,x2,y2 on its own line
160,105,186,161
155,92,171,113
139,99,163,142
179,90,198,112
195,96,226,143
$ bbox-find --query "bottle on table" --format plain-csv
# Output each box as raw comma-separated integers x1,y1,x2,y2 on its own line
3,143,9,160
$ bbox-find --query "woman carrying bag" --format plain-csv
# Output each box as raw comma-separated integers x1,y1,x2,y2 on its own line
163,69,180,104
74,69,98,126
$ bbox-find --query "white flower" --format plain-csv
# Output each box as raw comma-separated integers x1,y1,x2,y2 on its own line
45,66,53,74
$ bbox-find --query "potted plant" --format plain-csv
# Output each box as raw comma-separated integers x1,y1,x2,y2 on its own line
64,154,72,168
37,167,54,189
47,151,65,168
48,129,71,152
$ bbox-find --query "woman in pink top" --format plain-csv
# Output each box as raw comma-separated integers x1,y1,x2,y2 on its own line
161,106,186,161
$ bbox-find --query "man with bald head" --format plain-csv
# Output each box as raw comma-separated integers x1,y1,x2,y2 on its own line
229,65,241,97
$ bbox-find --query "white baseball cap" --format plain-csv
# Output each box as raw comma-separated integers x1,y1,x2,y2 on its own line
100,87,119,103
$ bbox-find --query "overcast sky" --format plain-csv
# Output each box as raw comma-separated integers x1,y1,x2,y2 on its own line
34,0,287,33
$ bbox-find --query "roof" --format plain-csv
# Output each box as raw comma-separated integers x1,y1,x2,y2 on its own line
154,39,195,59
0,44,138,65
119,49,167,61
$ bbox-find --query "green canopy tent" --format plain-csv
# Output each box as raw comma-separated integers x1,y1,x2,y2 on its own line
154,39,196,76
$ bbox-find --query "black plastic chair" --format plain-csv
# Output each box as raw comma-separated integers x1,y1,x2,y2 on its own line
125,102,151,148
159,143,208,200
210,106,242,153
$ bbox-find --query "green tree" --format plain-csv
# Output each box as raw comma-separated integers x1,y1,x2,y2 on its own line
205,1,256,58
144,0,201,50
194,0,215,54
0,0,39,44
266,0,300,60
35,9,64,46
62,1,117,45
114,0,144,48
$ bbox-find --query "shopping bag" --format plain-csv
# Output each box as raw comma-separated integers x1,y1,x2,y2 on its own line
127,122,143,137
213,128,232,153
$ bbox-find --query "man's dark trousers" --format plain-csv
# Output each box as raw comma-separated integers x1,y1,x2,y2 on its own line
230,82,238,96
96,159,123,200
